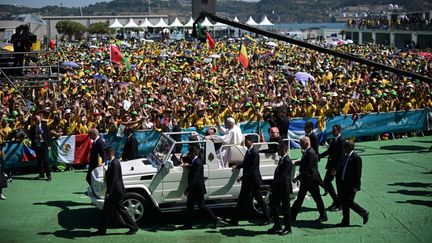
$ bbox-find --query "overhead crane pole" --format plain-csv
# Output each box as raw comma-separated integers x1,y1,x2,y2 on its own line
193,11,432,83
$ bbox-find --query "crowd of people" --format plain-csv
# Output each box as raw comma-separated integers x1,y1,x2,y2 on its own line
1,32,429,236
347,16,432,31
0,37,431,144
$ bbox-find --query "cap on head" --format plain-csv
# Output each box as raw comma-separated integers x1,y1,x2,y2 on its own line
226,117,235,124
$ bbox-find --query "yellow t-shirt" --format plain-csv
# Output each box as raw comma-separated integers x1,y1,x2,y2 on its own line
304,104,317,117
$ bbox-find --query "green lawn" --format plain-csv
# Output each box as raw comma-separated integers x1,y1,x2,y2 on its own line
0,136,431,243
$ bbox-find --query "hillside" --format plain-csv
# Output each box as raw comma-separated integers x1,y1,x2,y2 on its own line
0,0,431,23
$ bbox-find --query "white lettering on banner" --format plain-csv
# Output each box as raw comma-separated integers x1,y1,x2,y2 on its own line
353,121,362,129
344,121,378,131
387,118,411,127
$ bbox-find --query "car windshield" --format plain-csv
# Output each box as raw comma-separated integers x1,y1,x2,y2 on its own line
151,135,174,165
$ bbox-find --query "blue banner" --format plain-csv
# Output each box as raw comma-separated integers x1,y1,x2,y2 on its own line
322,109,427,139
287,117,321,148
1,109,428,169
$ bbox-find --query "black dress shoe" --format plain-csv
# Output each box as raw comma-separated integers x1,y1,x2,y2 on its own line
95,229,106,235
46,176,52,181
279,228,292,235
328,203,341,211
225,219,238,226
315,215,328,222
363,211,369,225
267,226,282,234
212,217,221,228
261,220,273,226
126,227,138,235
178,225,192,230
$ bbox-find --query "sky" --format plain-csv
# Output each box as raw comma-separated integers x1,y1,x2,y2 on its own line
0,0,260,8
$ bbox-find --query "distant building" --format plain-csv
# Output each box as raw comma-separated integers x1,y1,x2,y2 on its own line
192,0,216,19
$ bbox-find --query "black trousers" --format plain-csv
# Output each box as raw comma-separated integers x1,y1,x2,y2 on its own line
13,53,24,75
340,187,367,225
323,169,338,204
185,191,217,227
291,178,326,219
269,188,291,229
35,146,50,178
233,179,271,223
99,194,138,231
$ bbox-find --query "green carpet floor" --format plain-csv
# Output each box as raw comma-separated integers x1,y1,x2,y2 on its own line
0,136,431,243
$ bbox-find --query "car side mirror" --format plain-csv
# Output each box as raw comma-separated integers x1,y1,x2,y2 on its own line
165,160,174,170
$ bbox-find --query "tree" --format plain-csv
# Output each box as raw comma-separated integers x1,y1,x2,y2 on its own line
55,20,87,39
88,22,112,35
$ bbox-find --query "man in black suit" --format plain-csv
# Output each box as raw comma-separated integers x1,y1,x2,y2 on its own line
259,127,283,154
268,143,293,235
319,124,344,211
29,115,51,181
291,136,327,222
304,121,319,156
96,147,139,235
229,135,272,225
87,128,105,186
273,107,290,140
122,127,138,161
180,145,220,229
336,140,369,227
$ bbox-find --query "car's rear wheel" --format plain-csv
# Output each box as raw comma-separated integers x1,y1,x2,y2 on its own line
122,192,146,224
252,186,271,215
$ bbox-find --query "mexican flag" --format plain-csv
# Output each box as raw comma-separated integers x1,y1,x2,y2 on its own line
52,134,92,164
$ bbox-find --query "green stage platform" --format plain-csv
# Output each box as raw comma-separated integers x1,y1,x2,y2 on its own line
0,136,431,243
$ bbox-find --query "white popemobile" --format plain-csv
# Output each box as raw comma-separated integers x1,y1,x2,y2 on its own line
88,131,299,224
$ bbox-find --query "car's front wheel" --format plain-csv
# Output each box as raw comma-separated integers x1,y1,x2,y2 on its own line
122,192,146,224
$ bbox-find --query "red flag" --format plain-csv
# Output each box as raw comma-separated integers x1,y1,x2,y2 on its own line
211,58,217,72
205,32,216,50
110,44,123,63
48,39,56,49
238,44,249,68
74,134,92,164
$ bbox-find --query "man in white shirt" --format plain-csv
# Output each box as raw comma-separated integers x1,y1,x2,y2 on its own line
209,117,243,168
217,117,243,145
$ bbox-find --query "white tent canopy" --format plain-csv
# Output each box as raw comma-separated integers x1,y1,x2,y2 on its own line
140,18,154,28
184,17,194,27
124,18,139,28
154,18,169,28
109,18,123,28
259,16,274,26
170,17,184,27
214,22,227,28
233,16,240,22
201,17,213,27
246,16,258,26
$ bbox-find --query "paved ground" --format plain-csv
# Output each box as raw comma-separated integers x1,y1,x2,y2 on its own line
0,136,431,243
